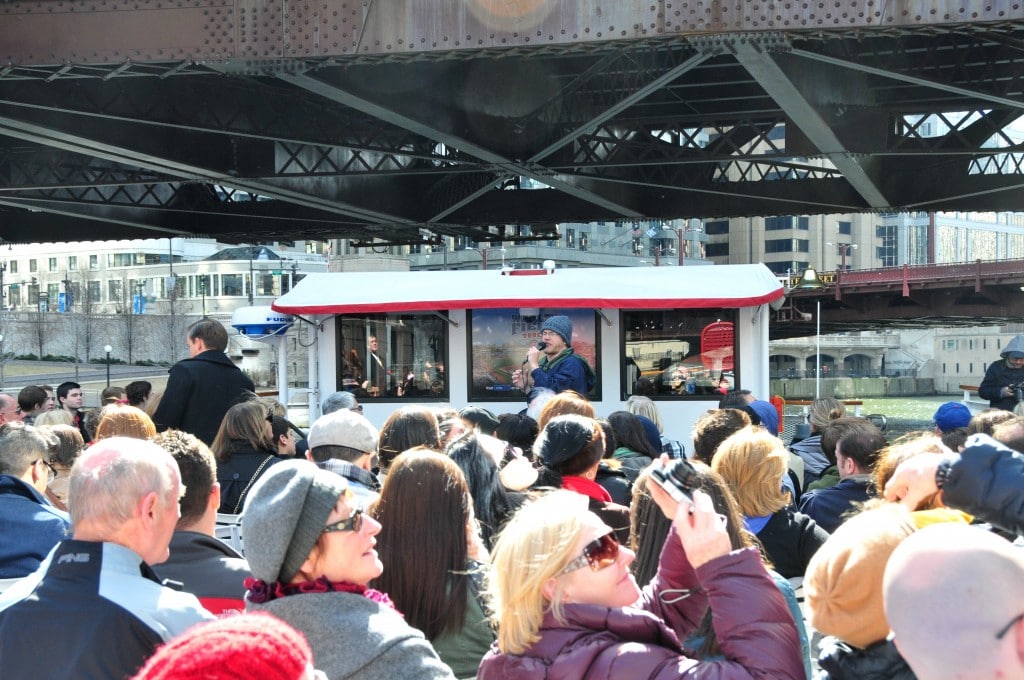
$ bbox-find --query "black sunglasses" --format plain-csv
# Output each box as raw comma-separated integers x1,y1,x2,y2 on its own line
322,506,363,534
561,532,619,574
996,612,1024,640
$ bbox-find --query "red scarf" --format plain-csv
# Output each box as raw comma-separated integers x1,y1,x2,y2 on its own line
561,475,612,502
244,576,400,614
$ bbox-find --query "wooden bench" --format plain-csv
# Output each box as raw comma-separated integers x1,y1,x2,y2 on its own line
786,399,864,417
958,384,988,410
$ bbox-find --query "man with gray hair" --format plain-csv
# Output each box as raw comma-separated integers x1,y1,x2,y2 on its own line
322,390,361,416
0,437,212,678
0,422,69,577
0,392,23,426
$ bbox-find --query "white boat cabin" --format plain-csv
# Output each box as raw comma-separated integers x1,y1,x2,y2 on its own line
272,263,784,439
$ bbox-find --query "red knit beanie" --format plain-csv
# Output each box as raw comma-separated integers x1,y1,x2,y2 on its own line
133,612,314,679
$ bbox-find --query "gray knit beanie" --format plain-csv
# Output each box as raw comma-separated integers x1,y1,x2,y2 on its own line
541,315,573,345
241,459,349,583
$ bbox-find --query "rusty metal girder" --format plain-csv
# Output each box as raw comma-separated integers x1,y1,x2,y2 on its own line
1,7,1024,245
4,0,1024,66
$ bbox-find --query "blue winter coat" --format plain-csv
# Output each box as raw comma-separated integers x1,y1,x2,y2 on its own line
0,474,69,578
798,475,874,534
530,349,595,395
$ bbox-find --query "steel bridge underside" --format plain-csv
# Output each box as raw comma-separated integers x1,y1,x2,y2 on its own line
1,2,1024,248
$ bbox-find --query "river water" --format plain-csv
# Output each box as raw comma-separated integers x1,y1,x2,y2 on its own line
782,394,974,440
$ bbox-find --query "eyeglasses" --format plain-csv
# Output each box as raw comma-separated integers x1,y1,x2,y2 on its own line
322,505,364,534
351,405,363,414
35,459,57,484
996,612,1024,640
561,532,619,575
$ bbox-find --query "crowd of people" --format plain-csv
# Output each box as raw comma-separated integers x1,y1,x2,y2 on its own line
0,319,1022,679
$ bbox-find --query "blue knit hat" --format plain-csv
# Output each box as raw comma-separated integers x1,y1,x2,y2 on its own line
541,315,573,345
635,414,662,452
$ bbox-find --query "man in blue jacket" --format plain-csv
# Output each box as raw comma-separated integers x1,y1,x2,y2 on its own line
152,318,255,445
0,438,212,679
799,421,885,533
0,422,69,577
512,315,596,397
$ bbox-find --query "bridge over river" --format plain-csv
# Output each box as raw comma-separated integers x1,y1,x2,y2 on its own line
1,2,1024,249
772,258,1024,338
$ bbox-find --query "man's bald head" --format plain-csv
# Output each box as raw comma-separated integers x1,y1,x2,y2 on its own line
69,437,180,535
884,523,1024,679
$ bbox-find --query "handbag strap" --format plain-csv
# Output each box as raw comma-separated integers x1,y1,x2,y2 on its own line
233,455,275,514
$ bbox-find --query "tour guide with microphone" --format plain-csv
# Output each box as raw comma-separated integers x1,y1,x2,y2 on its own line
511,315,596,397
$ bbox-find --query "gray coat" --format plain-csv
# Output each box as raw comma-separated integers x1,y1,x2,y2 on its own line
249,590,455,680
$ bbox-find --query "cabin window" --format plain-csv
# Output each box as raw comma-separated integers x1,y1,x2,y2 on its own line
622,309,737,399
467,309,600,402
335,314,448,400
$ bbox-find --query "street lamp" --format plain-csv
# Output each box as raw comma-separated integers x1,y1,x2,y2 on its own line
827,242,858,301
826,241,858,271
104,344,112,387
464,245,506,270
198,276,207,317
794,267,826,399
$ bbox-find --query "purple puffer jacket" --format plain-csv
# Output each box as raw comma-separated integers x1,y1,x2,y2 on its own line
477,529,803,680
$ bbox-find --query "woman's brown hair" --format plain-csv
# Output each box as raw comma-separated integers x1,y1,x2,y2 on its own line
370,450,475,640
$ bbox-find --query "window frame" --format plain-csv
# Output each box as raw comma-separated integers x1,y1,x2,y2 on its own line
333,313,449,402
620,308,739,401
466,308,600,402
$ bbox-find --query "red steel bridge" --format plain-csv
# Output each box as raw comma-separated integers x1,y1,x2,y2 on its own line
0,3,1023,248
773,258,1024,338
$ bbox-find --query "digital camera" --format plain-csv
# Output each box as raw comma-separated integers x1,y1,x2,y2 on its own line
649,459,700,504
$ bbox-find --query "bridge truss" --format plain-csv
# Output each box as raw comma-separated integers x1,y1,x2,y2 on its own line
0,2,1023,246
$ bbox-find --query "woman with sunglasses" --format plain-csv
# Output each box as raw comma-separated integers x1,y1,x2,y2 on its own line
242,459,455,680
479,484,804,680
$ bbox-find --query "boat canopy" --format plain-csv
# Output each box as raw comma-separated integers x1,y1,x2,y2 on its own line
272,264,784,315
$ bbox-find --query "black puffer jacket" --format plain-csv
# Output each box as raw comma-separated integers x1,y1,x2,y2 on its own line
817,637,916,679
943,434,1024,536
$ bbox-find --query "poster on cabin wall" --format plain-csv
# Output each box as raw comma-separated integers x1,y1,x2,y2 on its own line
468,309,598,400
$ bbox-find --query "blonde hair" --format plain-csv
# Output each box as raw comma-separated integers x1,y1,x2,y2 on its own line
711,426,790,516
536,391,595,430
625,395,663,433
94,404,157,441
33,409,74,428
873,432,949,510
809,397,846,432
487,490,589,655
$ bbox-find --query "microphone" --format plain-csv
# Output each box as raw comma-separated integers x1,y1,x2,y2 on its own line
535,341,548,351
